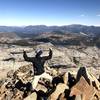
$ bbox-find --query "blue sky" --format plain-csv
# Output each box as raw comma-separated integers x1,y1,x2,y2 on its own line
0,0,100,26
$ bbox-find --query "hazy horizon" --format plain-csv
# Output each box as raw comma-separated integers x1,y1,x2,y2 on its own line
0,0,100,26
0,24,100,27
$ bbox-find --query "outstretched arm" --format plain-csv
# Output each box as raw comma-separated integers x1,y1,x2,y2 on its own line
23,50,34,62
43,48,52,60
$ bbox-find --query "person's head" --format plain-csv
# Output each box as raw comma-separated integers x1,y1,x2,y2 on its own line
35,49,43,58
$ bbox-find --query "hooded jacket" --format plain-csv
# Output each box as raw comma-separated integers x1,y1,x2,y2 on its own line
23,49,52,75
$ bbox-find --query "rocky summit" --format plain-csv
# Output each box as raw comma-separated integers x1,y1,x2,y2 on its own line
0,30,100,100
0,42,100,100
0,64,100,100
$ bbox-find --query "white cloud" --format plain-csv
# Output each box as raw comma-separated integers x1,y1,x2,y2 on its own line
80,14,85,17
97,14,100,16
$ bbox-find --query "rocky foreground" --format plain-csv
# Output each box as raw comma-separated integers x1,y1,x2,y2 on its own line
0,43,100,100
0,64,100,100
0,43,100,78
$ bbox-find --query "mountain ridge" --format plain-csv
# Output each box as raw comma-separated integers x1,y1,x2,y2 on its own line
0,24,100,37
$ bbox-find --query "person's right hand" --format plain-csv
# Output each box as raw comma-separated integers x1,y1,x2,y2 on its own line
49,48,52,51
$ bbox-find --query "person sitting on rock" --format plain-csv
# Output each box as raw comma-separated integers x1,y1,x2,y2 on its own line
23,48,53,90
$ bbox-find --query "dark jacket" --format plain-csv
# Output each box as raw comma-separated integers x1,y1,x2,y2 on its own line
23,49,52,75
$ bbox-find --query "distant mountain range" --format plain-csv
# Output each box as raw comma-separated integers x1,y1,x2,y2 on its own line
0,32,20,43
0,24,100,37
0,25,100,47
